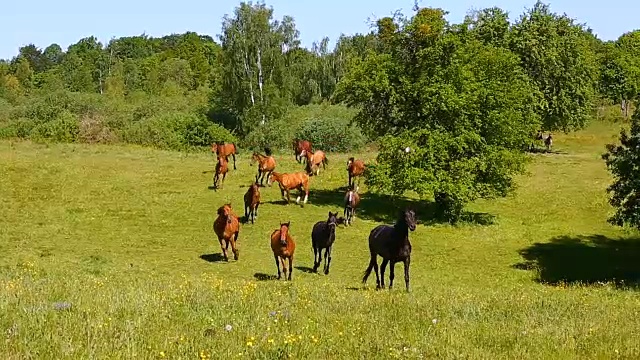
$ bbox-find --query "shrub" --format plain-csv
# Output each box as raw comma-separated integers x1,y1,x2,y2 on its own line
241,117,295,152
0,118,35,139
30,110,79,143
78,114,118,144
295,117,367,152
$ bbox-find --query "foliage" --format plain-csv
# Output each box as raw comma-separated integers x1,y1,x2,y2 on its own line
295,116,366,153
602,105,640,230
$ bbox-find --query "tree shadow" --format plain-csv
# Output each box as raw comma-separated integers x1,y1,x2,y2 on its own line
199,253,227,263
295,266,316,274
309,188,496,225
253,273,278,281
513,234,640,288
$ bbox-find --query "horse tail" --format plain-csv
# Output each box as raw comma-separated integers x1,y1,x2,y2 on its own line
232,143,238,154
362,255,376,284
323,156,328,166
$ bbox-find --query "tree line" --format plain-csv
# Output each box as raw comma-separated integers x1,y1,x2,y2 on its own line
1,1,639,225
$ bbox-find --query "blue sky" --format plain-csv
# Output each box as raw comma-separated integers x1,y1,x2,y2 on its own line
1,0,638,59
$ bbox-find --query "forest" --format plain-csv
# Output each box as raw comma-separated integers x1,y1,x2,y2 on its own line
1,0,639,222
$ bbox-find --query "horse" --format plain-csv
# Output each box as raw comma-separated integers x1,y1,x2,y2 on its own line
343,185,361,226
311,211,339,275
268,171,310,205
243,179,261,224
362,208,417,292
213,204,240,261
270,222,296,280
545,133,553,151
250,151,276,186
346,157,365,189
213,155,228,189
303,150,328,176
293,139,312,163
211,142,238,170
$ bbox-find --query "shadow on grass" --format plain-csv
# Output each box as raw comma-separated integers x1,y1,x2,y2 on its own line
199,253,228,263
254,273,278,281
514,234,640,288
309,188,496,225
295,266,315,274
526,146,567,155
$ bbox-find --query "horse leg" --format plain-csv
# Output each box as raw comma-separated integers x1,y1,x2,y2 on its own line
219,238,228,261
245,203,249,220
312,247,319,272
403,256,411,292
280,188,286,201
254,203,259,219
348,174,352,189
280,257,288,280
324,246,332,275
221,173,226,189
288,256,293,281
372,256,381,289
233,153,237,170
380,259,389,289
274,255,281,280
286,190,291,204
389,260,396,290
230,232,239,260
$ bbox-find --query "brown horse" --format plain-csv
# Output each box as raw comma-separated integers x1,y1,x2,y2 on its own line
268,171,310,205
343,185,361,226
545,133,553,151
213,204,240,261
346,157,365,189
293,139,312,163
270,221,296,280
243,180,261,224
303,150,328,176
210,142,238,170
250,152,277,186
213,156,228,189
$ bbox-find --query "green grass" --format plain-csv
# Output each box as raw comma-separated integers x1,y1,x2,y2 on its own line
1,120,640,359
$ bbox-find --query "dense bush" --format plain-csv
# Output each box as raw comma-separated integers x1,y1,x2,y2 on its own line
295,117,367,152
29,110,79,143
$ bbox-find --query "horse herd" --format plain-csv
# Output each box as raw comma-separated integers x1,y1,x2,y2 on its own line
207,139,417,291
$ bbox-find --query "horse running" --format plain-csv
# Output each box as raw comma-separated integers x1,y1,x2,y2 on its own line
268,171,310,205
362,208,417,292
545,133,553,151
270,222,296,280
250,151,276,186
303,150,328,176
243,180,261,224
343,186,361,226
213,204,240,261
210,142,238,170
293,139,312,163
346,157,365,189
213,156,228,189
311,211,339,275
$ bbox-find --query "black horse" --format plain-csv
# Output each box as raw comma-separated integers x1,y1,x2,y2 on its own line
311,211,339,275
362,208,417,292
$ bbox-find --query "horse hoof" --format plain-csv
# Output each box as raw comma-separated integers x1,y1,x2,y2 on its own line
324,269,329,275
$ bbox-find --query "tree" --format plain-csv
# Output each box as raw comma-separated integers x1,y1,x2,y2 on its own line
602,106,640,230
509,1,599,132
600,31,640,118
335,7,541,222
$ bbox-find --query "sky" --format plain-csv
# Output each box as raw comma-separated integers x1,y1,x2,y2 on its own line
1,0,638,60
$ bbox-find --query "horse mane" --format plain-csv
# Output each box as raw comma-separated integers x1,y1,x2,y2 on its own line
264,146,272,156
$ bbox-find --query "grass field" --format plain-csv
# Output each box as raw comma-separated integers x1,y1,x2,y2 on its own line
1,120,640,359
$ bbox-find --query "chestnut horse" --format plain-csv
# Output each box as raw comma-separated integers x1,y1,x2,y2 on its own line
243,180,261,224
213,156,228,189
250,152,276,186
293,139,312,163
343,185,361,226
268,171,310,205
346,157,365,189
213,204,240,261
270,221,296,280
210,142,238,170
303,150,328,176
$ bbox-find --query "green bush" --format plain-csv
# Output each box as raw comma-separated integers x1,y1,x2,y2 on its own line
30,110,79,143
241,117,295,152
295,117,367,152
0,118,35,139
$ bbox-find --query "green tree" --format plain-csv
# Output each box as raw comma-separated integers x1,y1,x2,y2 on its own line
335,7,541,222
509,1,599,132
602,106,640,229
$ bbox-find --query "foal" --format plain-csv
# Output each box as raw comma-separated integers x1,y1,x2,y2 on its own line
213,156,229,189
362,208,417,292
311,211,339,275
303,150,328,176
243,179,261,224
270,222,296,280
250,151,276,186
343,186,361,226
211,142,238,170
346,157,365,189
213,204,240,261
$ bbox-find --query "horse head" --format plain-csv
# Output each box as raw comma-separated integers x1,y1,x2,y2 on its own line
279,222,290,246
401,208,417,231
267,172,278,186
327,211,338,229
250,152,259,166
218,204,233,222
346,157,355,170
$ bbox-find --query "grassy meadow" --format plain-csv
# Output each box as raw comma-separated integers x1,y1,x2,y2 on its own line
1,119,640,359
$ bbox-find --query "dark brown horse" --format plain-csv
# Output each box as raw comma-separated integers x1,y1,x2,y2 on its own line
545,133,553,151
311,211,339,275
211,142,238,170
362,208,417,292
213,203,240,261
268,171,310,205
250,151,277,186
343,186,361,226
303,150,328,176
243,180,261,224
293,139,312,163
270,222,296,280
213,156,228,189
346,157,365,189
